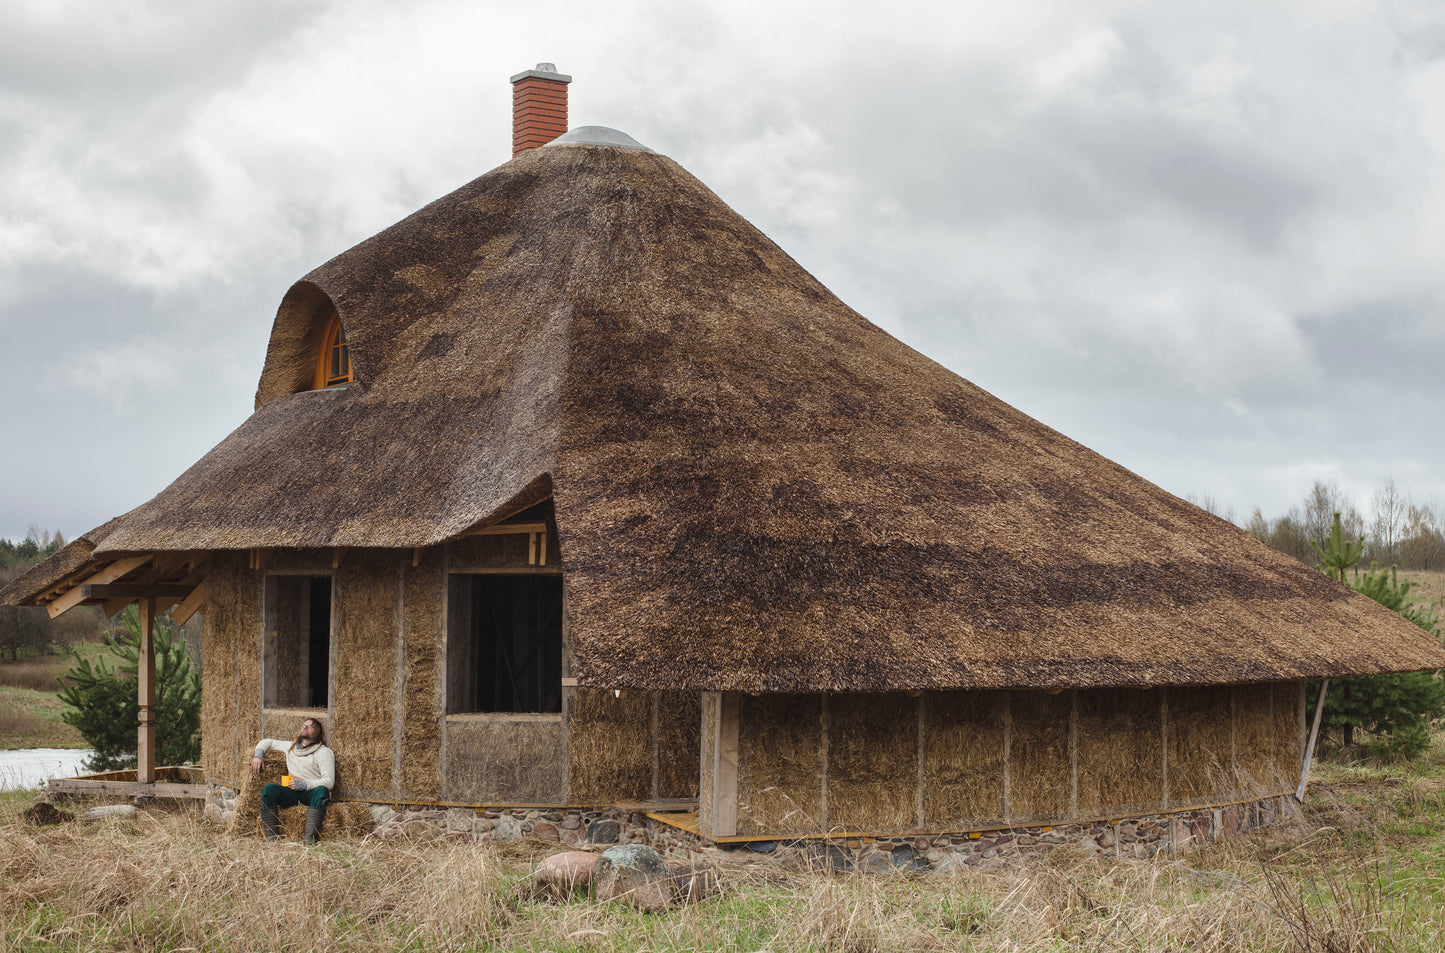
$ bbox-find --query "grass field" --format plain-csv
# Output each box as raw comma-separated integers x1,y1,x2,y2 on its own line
0,642,108,750
2,735,1444,952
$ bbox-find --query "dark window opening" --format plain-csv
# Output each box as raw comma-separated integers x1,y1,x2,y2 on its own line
264,575,331,708
448,574,562,714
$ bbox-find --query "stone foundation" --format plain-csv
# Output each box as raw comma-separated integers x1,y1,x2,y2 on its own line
204,784,1293,870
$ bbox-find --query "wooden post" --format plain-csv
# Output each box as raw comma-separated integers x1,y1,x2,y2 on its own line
138,596,157,784
1296,680,1329,802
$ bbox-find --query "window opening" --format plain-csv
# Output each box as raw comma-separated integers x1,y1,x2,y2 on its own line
447,574,562,714
264,575,332,708
312,309,353,389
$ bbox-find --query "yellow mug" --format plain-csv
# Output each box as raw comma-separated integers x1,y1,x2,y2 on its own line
281,775,292,787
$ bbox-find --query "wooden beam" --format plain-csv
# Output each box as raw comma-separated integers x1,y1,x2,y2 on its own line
333,547,342,569
45,555,151,618
45,778,209,799
171,581,207,627
1296,680,1330,802
466,522,547,536
101,598,131,618
153,552,189,576
138,597,156,785
81,584,195,599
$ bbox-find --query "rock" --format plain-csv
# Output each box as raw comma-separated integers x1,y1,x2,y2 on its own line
541,811,563,822
585,819,621,844
533,851,599,900
23,801,71,826
559,826,582,846
890,845,930,872
805,843,853,872
1098,827,1116,848
446,808,474,832
403,819,442,840
1016,835,1037,846
490,815,523,843
532,821,560,843
913,836,931,850
560,814,581,830
370,805,396,826
203,802,222,825
857,850,895,876
81,804,138,821
667,861,720,902
593,845,671,912
1078,836,1100,854
928,853,968,876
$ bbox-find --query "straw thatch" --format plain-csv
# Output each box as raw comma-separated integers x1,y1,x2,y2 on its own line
8,136,1444,697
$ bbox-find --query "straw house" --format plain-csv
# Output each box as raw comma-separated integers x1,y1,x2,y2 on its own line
8,65,1445,841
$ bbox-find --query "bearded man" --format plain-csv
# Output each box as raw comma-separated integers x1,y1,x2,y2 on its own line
251,717,336,845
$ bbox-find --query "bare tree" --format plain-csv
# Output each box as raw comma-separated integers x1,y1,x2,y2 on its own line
1369,477,1408,565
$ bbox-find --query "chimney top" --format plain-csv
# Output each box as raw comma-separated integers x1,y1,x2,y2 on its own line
510,63,572,84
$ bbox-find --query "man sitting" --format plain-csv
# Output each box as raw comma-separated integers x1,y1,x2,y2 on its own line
250,717,335,845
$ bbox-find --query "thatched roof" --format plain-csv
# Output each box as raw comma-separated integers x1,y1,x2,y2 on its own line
0,517,123,608
10,134,1445,691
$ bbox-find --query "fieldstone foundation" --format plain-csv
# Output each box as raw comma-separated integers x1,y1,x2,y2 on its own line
204,784,1293,870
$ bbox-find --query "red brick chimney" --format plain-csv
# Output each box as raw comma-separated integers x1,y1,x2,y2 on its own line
511,62,571,157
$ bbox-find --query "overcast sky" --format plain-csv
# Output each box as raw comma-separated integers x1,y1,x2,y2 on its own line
2,0,1443,542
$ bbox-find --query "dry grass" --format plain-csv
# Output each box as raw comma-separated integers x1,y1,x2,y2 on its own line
0,686,83,749
1,788,1441,953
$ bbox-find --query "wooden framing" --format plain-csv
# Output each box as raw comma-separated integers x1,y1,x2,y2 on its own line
45,555,151,618
138,597,157,784
312,308,354,389
699,692,740,838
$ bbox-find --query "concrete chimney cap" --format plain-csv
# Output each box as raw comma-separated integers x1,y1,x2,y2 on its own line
545,126,654,152
511,64,572,83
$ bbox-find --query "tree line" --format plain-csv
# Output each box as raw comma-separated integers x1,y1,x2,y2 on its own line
1202,478,1445,571
0,528,104,660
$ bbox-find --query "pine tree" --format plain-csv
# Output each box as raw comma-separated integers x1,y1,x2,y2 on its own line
1311,511,1365,584
58,606,201,772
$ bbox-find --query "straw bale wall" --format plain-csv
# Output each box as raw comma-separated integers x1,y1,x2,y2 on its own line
736,694,823,835
400,550,445,801
710,682,1306,838
260,709,326,746
568,688,654,802
1167,686,1233,807
200,553,247,784
1008,691,1073,824
923,690,1006,828
443,716,566,801
328,553,402,799
656,691,701,799
828,693,918,832
1076,688,1163,817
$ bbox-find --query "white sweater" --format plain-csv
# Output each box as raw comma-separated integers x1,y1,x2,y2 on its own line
254,739,336,792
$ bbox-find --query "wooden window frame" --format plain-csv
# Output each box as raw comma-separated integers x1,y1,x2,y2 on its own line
312,309,354,389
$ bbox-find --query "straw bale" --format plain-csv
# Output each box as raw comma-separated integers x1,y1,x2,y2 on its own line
1272,681,1304,785
1166,686,1233,807
329,557,402,798
260,710,326,744
923,689,1006,829
656,690,700,799
568,688,653,802
448,534,532,570
400,551,445,800
1232,683,1276,793
1075,687,1164,817
443,717,565,802
736,693,822,835
827,693,917,832
200,554,246,783
60,141,1442,696
234,563,264,772
1008,690,1073,823
229,751,373,841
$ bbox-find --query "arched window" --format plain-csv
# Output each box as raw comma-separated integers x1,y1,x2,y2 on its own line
312,309,353,389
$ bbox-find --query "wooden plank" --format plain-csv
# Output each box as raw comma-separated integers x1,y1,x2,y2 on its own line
138,597,156,784
101,598,131,618
45,778,209,799
172,580,207,627
46,555,152,618
82,584,195,599
466,522,547,536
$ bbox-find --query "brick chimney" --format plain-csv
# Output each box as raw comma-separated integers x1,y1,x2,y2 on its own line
510,62,572,157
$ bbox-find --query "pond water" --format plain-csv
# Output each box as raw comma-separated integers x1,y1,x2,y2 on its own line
0,748,95,791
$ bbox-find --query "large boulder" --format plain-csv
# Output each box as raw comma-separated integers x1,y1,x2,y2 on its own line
592,845,671,912
533,851,600,900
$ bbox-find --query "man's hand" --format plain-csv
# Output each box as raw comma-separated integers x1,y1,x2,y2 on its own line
290,778,307,791
250,757,262,775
